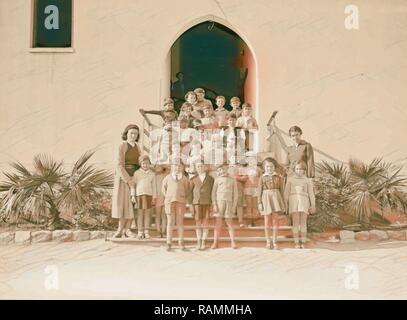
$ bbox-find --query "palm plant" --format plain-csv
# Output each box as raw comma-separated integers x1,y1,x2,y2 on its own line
0,150,113,230
312,158,407,231
310,161,352,232
347,158,407,225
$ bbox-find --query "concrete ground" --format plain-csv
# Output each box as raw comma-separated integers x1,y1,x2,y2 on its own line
1,239,406,299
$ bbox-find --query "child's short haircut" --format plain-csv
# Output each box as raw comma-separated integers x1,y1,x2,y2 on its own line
203,104,212,110
138,155,151,164
226,114,237,120
194,88,205,94
216,96,226,102
180,102,193,110
163,98,174,106
179,116,189,123
230,96,241,103
216,163,228,170
289,125,303,135
262,157,278,169
192,118,203,128
185,91,197,100
295,160,307,170
242,102,252,109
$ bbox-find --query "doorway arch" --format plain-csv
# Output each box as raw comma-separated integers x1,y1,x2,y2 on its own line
159,15,259,150
159,15,259,113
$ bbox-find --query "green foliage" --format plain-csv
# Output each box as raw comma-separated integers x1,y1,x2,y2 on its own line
0,150,113,230
312,158,407,232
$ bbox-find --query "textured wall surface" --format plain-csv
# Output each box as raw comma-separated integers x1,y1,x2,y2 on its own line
1,0,406,172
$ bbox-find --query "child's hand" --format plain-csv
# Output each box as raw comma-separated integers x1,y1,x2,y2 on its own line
213,204,219,213
258,203,263,211
131,196,137,204
309,207,316,214
151,198,156,206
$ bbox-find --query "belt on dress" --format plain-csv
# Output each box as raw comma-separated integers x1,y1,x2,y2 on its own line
289,192,308,196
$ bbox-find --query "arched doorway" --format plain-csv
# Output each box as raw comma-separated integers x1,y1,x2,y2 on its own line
169,20,257,110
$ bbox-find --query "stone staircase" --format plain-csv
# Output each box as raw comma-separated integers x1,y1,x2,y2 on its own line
107,213,300,248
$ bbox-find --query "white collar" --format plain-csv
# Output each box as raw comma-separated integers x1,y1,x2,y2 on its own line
171,172,183,180
139,168,151,174
263,172,278,177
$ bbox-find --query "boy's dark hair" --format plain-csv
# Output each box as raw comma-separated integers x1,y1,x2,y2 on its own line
289,125,303,135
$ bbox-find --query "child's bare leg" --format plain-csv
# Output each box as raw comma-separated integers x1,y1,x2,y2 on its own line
237,207,244,226
155,207,161,233
245,196,252,224
300,212,308,247
144,209,151,238
195,217,202,250
137,209,144,238
211,218,222,249
264,215,271,248
225,218,237,249
291,212,300,247
201,217,209,250
161,209,167,235
166,214,174,248
271,213,279,248
176,210,185,249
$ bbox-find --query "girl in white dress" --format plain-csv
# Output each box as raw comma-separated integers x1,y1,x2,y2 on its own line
258,158,286,249
284,161,316,249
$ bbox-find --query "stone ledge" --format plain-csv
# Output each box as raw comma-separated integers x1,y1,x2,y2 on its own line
15,231,31,245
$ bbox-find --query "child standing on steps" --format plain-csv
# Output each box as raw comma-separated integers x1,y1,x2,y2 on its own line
258,158,286,249
243,154,261,227
190,162,215,250
131,155,157,239
211,164,239,249
228,161,247,228
229,96,242,118
154,164,168,237
284,160,316,249
162,161,190,251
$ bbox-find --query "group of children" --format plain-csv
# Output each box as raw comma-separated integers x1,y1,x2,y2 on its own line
140,88,258,167
113,88,316,251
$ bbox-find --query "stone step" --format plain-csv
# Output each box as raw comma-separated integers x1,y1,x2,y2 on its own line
108,235,299,244
133,225,293,238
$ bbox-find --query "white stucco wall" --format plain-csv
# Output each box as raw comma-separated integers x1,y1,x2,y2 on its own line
1,0,406,172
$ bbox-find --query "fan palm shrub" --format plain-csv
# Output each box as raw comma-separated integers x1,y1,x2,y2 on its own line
0,150,113,230
312,158,407,231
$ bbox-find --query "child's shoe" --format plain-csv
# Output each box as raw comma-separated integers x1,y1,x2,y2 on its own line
294,243,300,249
194,240,201,251
144,232,150,239
179,241,186,251
113,231,122,238
272,242,279,250
200,240,206,250
137,232,144,240
166,243,172,251
125,230,136,238
231,242,238,249
211,242,218,250
266,241,272,249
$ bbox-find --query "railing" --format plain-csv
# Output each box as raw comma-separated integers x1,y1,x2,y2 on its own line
266,111,344,164
139,109,344,164
139,110,160,154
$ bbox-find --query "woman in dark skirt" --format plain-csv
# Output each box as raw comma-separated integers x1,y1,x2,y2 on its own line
112,124,141,238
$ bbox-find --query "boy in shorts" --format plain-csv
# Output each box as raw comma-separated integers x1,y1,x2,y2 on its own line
211,164,239,249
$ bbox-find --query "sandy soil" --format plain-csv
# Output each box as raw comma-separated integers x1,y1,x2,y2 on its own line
1,240,407,300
